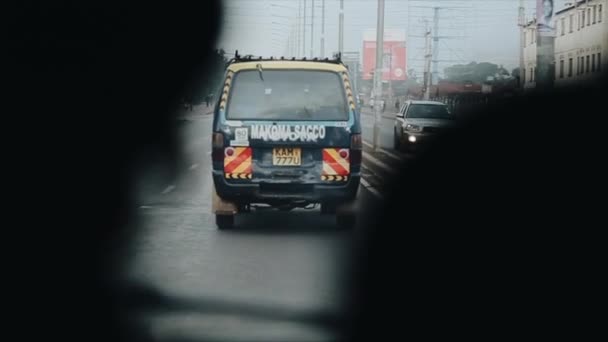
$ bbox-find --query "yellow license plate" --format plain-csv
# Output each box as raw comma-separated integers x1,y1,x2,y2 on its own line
273,148,301,166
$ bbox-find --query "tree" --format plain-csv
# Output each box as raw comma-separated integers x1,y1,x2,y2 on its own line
472,62,500,82
444,62,476,82
444,62,501,83
511,67,520,79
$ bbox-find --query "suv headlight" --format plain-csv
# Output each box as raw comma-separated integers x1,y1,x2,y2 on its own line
405,124,422,133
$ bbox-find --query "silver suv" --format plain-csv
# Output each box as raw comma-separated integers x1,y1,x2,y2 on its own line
394,100,454,152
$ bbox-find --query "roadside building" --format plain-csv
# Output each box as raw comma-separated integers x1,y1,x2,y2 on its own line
554,0,607,86
521,0,607,89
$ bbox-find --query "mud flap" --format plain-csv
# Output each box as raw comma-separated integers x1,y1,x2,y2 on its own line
212,184,238,215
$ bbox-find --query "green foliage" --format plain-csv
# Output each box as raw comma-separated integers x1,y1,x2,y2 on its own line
444,61,506,83
511,67,520,78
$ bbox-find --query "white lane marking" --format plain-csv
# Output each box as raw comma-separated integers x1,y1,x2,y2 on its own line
380,148,403,162
189,163,199,170
363,151,395,174
161,185,176,194
139,205,153,209
363,139,404,161
361,178,383,199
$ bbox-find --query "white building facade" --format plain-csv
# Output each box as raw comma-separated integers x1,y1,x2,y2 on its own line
554,0,607,86
522,0,607,89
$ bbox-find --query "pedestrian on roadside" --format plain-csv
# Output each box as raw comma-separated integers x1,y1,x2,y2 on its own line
205,94,210,107
395,98,400,111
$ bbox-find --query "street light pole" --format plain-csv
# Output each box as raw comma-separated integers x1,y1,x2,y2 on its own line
321,0,325,57
289,26,293,56
339,0,344,54
388,49,393,102
535,0,555,90
424,25,432,100
303,0,307,57
432,7,439,85
372,0,385,152
297,0,302,57
518,0,525,88
311,0,315,58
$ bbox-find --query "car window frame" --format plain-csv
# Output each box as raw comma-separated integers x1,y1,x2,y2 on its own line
405,103,449,119
224,68,349,121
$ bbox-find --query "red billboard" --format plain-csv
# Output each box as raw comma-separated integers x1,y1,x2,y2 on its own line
362,29,407,81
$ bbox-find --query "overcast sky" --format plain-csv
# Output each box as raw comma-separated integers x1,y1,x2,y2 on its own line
218,0,567,74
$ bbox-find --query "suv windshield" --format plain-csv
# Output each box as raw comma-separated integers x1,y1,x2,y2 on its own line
407,104,451,119
226,70,348,121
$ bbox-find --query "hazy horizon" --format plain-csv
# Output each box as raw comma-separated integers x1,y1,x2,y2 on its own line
218,0,569,75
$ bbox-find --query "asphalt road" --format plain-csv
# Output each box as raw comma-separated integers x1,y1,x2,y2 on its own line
360,107,397,150
123,107,384,341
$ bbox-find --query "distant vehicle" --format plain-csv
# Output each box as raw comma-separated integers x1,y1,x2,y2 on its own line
393,100,454,152
211,55,361,229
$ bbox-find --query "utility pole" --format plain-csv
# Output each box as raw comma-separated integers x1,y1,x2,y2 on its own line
535,0,555,90
310,0,315,58
321,0,325,57
293,31,296,56
297,0,301,57
432,7,439,85
518,0,525,88
303,0,307,57
388,49,393,101
407,1,414,82
424,24,432,100
409,5,469,88
339,0,344,54
372,0,385,152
